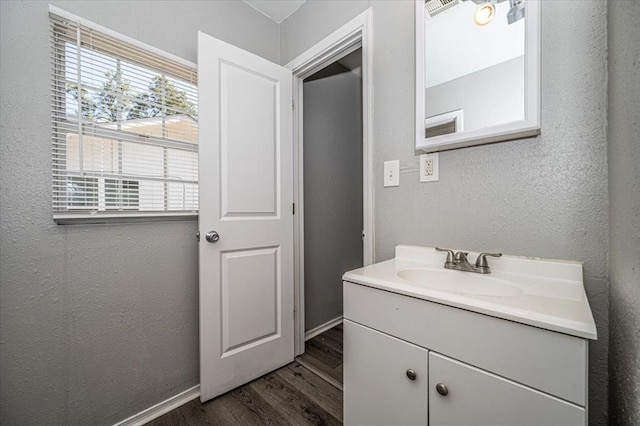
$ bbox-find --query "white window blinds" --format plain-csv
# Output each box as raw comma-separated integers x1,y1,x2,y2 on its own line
50,10,198,220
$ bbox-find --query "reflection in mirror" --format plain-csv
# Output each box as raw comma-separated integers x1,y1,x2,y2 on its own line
425,109,463,138
426,0,524,134
416,0,540,152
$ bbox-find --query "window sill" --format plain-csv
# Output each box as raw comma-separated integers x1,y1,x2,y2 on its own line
53,211,198,225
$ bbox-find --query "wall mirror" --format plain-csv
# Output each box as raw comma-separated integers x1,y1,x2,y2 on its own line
415,0,540,152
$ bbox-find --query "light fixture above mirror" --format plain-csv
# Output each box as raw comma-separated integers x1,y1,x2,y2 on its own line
416,0,540,153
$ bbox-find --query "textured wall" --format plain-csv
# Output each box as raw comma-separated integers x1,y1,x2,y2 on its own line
0,1,278,424
607,0,640,424
303,63,363,332
281,1,610,424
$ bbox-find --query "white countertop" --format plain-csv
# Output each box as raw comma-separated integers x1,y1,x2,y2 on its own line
343,245,597,340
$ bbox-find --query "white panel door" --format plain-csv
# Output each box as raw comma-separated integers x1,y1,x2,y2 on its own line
198,31,293,402
344,320,429,426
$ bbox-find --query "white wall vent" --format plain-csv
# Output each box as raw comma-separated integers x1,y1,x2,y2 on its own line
425,0,459,18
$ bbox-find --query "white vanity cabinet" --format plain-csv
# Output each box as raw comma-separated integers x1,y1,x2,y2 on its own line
428,352,585,425
343,281,590,426
344,320,428,425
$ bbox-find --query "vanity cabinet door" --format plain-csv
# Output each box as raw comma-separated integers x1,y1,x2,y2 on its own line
344,320,428,426
429,352,586,426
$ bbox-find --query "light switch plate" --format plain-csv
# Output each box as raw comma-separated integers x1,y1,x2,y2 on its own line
384,160,400,187
420,153,439,182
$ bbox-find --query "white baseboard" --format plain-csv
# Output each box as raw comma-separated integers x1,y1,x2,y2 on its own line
112,318,341,425
305,316,343,341
113,385,200,426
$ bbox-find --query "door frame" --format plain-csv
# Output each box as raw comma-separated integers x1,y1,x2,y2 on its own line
285,9,374,356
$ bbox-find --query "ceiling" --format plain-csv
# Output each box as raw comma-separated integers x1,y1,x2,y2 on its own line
243,0,306,23
338,48,362,74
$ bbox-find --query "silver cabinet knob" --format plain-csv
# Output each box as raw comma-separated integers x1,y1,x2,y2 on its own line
205,231,220,243
406,369,417,381
436,383,448,396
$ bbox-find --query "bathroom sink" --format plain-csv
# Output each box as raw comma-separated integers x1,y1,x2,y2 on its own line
397,268,523,297
343,245,597,339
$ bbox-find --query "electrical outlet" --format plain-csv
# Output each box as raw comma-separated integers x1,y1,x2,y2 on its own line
424,158,434,176
420,153,439,182
384,160,400,187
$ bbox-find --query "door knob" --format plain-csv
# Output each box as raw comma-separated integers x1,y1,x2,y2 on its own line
205,231,220,243
406,369,417,381
436,383,449,396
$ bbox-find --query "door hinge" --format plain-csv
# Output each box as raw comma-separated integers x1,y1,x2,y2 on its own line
292,98,295,110
292,202,296,215
362,230,365,241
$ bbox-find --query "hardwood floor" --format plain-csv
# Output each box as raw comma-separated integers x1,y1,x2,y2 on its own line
148,325,344,425
296,324,344,388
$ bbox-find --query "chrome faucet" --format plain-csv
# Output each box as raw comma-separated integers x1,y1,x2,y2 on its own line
435,248,502,274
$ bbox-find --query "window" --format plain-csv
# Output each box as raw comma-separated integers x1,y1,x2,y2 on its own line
105,179,139,210
425,109,464,138
50,9,198,221
66,176,98,208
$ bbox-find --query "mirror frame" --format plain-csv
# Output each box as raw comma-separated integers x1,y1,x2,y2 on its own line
415,0,541,152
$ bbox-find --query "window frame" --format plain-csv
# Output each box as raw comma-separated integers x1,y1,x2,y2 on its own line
49,5,199,224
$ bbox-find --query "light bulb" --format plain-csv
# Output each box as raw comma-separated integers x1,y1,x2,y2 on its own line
474,3,495,26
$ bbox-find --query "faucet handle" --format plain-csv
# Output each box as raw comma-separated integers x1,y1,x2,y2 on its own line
475,252,502,272
435,247,455,266
454,251,469,262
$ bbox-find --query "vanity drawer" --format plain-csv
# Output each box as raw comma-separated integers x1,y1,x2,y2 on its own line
343,281,588,406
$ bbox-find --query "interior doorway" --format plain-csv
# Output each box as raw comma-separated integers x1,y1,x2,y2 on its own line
294,50,363,386
285,9,374,358
302,49,363,338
